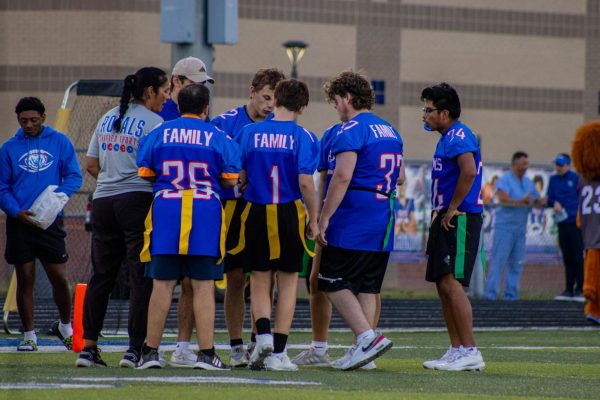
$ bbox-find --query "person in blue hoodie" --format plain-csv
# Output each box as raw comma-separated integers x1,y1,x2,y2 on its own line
0,97,83,352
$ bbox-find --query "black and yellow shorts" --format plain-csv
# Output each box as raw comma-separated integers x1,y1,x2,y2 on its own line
425,212,482,287
228,199,313,273
221,198,247,272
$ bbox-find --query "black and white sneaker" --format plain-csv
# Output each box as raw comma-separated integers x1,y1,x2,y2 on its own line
136,346,164,369
193,352,230,370
119,347,141,368
75,346,107,368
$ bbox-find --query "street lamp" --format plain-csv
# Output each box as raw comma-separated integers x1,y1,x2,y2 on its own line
283,40,308,79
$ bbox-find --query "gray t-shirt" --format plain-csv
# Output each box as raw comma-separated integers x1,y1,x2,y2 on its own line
580,179,600,249
87,104,163,199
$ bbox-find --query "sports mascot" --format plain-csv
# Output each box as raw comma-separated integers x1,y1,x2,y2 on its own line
571,121,600,323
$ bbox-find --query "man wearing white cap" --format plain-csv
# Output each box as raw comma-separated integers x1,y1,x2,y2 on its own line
157,57,216,367
159,57,214,121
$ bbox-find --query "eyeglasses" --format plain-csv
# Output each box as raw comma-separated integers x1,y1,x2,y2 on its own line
421,107,441,115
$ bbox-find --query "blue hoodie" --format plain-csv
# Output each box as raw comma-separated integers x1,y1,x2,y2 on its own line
0,125,83,218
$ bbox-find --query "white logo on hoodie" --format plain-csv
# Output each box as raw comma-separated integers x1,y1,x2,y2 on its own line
18,149,54,172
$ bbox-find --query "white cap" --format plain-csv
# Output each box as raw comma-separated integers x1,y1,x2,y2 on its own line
172,57,214,84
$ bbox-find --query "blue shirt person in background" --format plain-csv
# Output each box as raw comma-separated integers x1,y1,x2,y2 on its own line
0,97,82,352
484,151,544,301
421,83,485,372
158,57,214,122
546,153,585,301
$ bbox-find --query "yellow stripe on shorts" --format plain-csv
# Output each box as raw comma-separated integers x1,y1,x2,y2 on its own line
228,202,252,255
266,204,280,260
140,202,154,262
224,199,236,231
218,202,227,264
178,189,194,255
295,199,315,258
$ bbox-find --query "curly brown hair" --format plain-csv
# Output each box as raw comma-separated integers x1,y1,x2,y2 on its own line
251,68,286,91
323,70,374,110
572,121,600,179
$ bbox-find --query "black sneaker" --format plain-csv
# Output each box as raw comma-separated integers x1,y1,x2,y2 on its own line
51,320,73,350
554,291,574,301
119,347,141,368
75,346,107,368
136,346,164,369
193,352,230,370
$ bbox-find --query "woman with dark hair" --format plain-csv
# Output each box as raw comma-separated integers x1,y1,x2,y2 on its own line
76,67,168,368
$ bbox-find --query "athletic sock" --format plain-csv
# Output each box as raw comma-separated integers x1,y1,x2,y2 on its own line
255,318,271,335
273,333,288,354
230,338,244,347
200,347,216,357
175,341,190,355
23,330,37,342
58,321,73,338
356,329,375,345
311,341,328,356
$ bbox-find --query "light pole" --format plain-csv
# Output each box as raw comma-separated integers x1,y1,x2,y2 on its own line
283,40,308,79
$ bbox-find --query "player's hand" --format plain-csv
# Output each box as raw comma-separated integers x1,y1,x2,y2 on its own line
522,193,532,205
17,210,39,227
441,208,464,231
306,220,319,241
317,217,329,247
553,201,563,213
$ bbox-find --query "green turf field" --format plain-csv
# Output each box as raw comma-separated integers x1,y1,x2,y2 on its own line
1,330,599,399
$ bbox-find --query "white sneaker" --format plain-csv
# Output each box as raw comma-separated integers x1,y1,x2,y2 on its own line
331,345,356,369
248,334,273,370
435,347,485,371
361,360,376,370
339,334,392,371
230,344,249,367
265,352,299,371
423,347,459,369
170,349,197,368
291,347,331,366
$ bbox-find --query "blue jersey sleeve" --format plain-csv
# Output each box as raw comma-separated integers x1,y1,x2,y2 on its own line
297,128,319,174
221,135,242,175
235,125,252,170
445,127,479,159
331,122,364,155
136,129,159,171
546,175,556,207
318,125,336,171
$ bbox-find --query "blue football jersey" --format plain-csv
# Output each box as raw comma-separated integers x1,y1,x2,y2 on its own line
237,120,319,205
137,116,241,257
325,112,404,252
317,123,342,194
430,120,483,213
211,106,253,200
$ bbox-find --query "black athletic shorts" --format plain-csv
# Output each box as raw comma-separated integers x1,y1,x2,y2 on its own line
221,198,246,272
241,201,305,273
318,245,390,294
5,216,68,265
426,212,482,286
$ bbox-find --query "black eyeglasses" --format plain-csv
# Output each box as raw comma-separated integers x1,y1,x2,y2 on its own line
421,107,441,115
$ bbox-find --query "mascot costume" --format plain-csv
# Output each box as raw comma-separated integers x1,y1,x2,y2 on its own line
571,121,600,323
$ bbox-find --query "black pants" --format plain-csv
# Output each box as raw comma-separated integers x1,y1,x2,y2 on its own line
83,192,153,348
557,222,584,293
